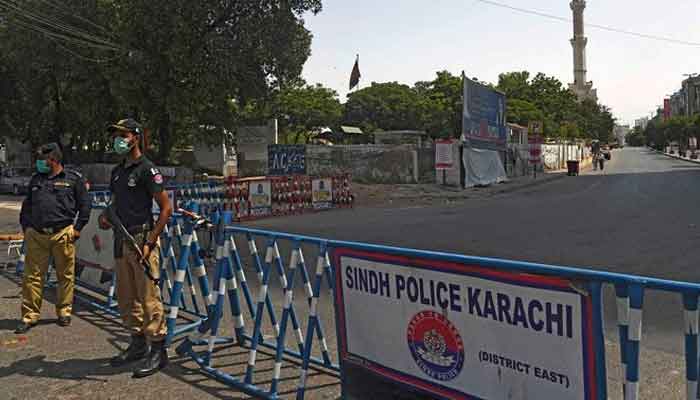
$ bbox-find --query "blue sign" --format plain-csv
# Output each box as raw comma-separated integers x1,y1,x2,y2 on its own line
268,145,306,175
462,75,507,151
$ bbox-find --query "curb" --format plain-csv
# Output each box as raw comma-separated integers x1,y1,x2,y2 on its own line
493,172,567,195
651,148,700,165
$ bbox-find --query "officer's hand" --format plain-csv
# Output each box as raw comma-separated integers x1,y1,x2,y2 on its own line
98,214,112,230
72,229,81,242
141,243,153,262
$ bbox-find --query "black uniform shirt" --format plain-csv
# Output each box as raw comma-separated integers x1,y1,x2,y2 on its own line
20,168,90,231
110,156,164,227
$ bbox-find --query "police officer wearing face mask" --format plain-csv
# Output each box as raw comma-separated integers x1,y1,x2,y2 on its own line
16,143,90,334
100,118,173,378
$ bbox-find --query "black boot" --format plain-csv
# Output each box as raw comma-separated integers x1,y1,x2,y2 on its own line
132,340,168,378
110,335,148,367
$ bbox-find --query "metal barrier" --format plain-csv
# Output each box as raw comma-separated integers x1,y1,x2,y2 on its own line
163,218,700,400
173,215,339,400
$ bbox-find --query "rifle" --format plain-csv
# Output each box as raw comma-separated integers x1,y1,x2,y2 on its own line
177,208,214,230
104,204,160,284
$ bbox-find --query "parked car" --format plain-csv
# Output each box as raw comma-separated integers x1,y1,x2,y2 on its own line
0,166,33,195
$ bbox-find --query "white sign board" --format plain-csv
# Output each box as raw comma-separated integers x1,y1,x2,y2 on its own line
75,209,116,292
435,139,455,170
333,248,598,400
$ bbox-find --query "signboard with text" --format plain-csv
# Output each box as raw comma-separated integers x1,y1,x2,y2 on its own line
333,246,601,400
268,145,306,175
312,178,333,210
462,74,507,151
435,139,455,170
529,135,543,164
248,180,272,216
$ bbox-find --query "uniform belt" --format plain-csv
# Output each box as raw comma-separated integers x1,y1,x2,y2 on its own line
126,224,151,235
35,223,71,235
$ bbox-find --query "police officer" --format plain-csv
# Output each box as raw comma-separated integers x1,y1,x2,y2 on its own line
16,143,90,334
100,118,173,378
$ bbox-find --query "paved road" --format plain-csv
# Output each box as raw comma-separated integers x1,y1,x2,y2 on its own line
249,147,700,354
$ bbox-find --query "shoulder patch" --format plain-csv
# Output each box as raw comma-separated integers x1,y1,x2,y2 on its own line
154,174,163,184
150,167,160,175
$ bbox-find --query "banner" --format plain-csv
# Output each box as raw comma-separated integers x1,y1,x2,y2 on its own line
462,74,507,151
249,180,272,216
334,247,600,400
268,144,306,175
462,147,507,188
312,178,333,209
435,139,455,170
75,209,115,292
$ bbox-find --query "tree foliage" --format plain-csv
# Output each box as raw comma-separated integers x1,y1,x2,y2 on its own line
641,115,700,151
497,71,615,142
0,0,322,163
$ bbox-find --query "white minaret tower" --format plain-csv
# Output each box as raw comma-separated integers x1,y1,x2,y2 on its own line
568,0,597,102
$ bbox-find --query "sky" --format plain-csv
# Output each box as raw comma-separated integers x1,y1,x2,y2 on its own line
300,0,700,126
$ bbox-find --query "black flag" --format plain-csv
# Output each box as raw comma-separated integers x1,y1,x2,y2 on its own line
349,55,361,90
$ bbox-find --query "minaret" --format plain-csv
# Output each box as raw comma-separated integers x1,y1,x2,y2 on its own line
568,0,597,102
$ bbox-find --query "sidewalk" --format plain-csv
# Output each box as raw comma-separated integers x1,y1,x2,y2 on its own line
353,170,572,208
652,147,700,164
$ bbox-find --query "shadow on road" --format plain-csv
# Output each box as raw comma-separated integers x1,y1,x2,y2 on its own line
0,355,115,382
0,268,339,399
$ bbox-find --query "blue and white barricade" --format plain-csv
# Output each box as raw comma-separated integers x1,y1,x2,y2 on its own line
174,222,340,400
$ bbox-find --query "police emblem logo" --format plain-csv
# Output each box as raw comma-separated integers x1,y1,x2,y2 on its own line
128,176,137,187
407,310,464,382
154,174,163,184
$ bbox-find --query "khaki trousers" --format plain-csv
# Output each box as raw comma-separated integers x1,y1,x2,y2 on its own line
115,235,167,341
21,226,75,324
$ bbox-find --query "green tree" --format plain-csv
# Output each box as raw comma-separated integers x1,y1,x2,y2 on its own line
276,83,342,143
343,82,422,133
0,0,323,163
414,71,463,137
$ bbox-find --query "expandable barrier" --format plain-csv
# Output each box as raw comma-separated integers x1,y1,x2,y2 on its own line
173,211,339,400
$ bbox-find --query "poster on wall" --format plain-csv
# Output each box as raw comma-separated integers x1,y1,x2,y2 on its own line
462,73,507,151
249,180,272,216
333,245,602,400
312,178,333,209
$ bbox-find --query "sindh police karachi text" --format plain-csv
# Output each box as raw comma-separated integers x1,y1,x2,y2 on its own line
345,265,574,339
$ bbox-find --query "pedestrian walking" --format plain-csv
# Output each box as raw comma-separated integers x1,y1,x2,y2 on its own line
16,142,90,334
99,118,173,378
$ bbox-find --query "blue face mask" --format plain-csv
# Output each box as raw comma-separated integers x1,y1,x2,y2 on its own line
36,159,50,174
113,137,132,155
